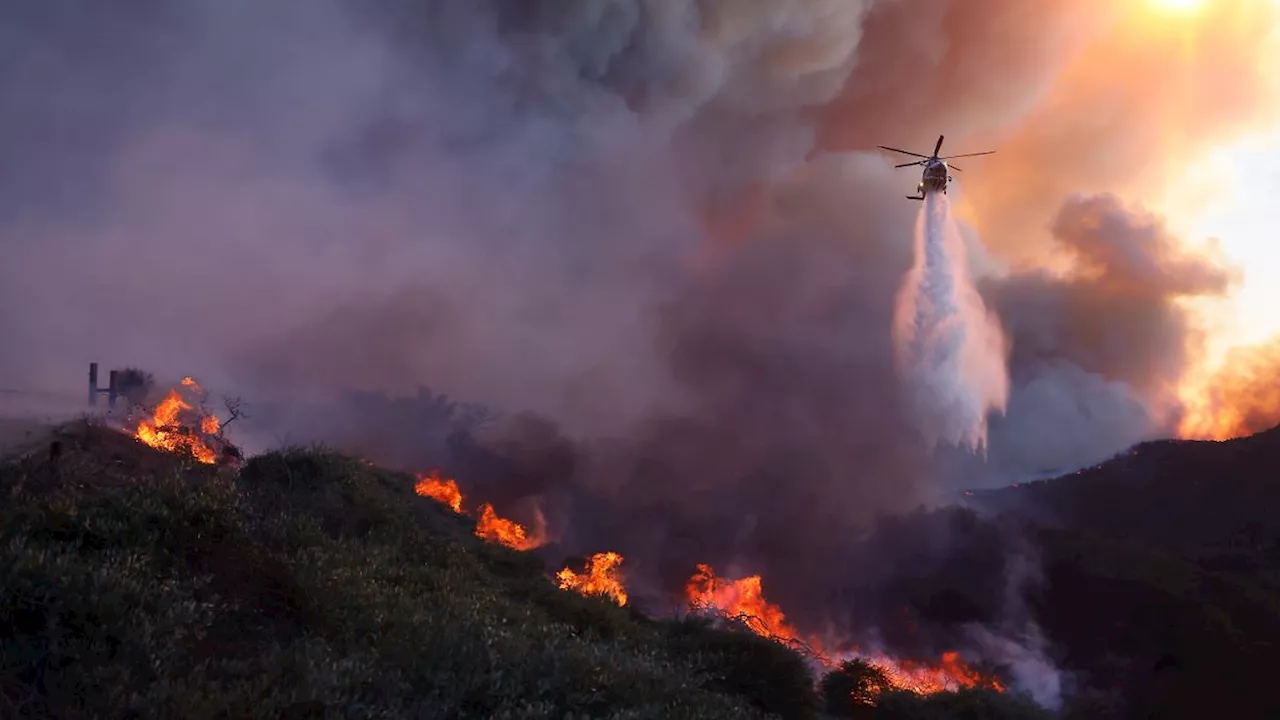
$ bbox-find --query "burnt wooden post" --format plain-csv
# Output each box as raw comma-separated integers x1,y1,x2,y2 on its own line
88,362,99,406
107,370,119,409
88,362,119,408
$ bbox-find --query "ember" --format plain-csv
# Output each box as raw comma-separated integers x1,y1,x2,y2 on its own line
556,552,628,606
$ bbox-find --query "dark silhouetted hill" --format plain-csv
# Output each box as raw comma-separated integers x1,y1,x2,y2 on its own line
947,424,1280,718
966,424,1280,578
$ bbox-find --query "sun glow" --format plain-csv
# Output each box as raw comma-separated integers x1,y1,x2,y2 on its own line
1149,0,1205,11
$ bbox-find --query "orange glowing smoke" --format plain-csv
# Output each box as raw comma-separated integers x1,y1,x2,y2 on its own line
1178,338,1280,441
133,377,220,464
414,471,463,513
413,469,547,551
556,552,629,606
684,563,1003,697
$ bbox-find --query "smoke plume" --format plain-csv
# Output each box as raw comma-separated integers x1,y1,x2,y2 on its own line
893,193,1009,452
964,529,1064,711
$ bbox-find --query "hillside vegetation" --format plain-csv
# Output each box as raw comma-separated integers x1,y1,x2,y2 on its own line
0,421,1044,719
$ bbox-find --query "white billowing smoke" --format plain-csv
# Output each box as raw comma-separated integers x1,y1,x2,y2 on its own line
965,533,1066,712
892,192,1010,452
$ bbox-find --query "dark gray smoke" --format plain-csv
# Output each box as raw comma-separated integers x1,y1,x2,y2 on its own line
0,0,1247,691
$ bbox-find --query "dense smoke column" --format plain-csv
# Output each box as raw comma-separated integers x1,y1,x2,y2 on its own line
893,192,1009,452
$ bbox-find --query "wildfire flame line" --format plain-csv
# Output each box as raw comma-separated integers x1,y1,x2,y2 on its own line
684,563,1004,698
413,474,1004,698
413,470,547,551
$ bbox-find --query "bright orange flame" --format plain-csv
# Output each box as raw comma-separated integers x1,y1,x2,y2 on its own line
685,563,806,644
411,470,547,550
414,471,464,513
475,503,546,551
1178,338,1280,441
556,552,629,606
854,650,1006,695
133,377,219,464
684,563,1004,697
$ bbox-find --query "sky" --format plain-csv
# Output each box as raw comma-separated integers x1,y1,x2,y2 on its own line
1166,131,1280,359
1150,0,1280,358
950,0,1280,378
1154,0,1280,358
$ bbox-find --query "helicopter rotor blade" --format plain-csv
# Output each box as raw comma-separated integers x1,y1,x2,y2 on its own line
878,145,931,159
895,161,924,168
933,135,945,157
947,164,963,172
939,151,996,159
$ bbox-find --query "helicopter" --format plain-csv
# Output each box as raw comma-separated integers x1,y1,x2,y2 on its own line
877,135,996,200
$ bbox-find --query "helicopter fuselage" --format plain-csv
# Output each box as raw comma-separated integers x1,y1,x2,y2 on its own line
917,159,951,197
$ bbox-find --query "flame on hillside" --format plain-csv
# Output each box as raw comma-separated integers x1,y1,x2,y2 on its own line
412,477,1007,698
866,650,1005,695
685,563,1004,698
415,471,463,513
556,552,629,606
133,377,220,464
686,563,808,646
476,503,547,551
413,469,547,550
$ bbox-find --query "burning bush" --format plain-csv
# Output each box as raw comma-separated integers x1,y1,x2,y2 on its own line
820,659,1051,719
822,659,892,718
556,551,628,606
130,377,241,467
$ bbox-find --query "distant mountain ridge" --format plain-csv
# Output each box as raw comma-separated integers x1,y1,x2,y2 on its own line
963,425,1280,566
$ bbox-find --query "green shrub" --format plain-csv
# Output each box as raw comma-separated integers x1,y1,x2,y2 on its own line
664,615,821,720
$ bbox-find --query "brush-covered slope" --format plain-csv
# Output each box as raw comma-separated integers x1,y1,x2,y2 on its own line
1,421,821,719
2,421,1056,720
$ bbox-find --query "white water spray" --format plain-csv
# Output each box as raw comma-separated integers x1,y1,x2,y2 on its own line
892,192,1009,453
